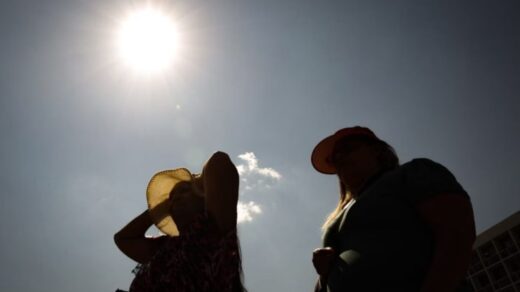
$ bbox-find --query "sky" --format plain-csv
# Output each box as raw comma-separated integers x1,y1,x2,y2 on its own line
0,0,519,291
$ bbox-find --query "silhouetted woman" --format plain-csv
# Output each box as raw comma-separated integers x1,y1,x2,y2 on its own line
311,127,476,292
115,151,246,292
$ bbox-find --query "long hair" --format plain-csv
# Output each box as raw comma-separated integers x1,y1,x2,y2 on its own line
233,234,247,292
322,138,399,230
188,174,247,291
322,180,351,231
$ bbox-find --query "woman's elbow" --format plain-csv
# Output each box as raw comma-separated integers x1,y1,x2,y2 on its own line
114,232,130,252
114,233,123,249
206,151,238,175
433,228,475,259
208,151,233,166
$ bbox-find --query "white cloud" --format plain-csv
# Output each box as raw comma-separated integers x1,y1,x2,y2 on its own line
237,152,281,179
236,152,282,191
237,201,262,223
234,152,282,223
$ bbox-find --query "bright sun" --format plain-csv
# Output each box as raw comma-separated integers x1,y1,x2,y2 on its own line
116,7,178,74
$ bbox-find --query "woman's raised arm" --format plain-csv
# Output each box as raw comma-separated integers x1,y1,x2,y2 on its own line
202,151,239,234
114,207,167,264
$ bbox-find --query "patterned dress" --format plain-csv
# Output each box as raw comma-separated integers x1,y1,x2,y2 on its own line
129,214,240,292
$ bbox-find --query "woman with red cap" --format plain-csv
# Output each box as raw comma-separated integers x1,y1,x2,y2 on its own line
311,127,476,292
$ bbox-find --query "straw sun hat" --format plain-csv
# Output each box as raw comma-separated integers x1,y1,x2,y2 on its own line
146,168,201,236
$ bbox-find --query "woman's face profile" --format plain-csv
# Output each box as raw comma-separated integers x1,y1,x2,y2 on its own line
332,139,381,193
169,181,205,232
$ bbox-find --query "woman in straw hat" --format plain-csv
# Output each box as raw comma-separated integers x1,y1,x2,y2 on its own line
310,127,476,292
114,151,246,292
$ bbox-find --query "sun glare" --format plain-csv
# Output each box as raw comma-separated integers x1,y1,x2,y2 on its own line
117,7,178,75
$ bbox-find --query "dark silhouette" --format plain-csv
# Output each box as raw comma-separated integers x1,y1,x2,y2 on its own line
311,126,476,292
115,151,246,292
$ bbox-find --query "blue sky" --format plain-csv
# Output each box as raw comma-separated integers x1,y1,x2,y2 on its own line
1,0,519,291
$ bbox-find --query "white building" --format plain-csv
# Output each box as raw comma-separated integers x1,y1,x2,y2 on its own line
467,211,520,292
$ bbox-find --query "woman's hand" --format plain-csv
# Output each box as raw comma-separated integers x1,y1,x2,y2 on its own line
312,247,336,278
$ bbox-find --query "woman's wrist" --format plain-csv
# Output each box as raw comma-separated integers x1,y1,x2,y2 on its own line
149,199,172,221
115,209,156,239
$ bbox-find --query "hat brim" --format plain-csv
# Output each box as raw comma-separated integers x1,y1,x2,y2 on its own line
311,134,342,174
146,168,193,236
311,127,383,174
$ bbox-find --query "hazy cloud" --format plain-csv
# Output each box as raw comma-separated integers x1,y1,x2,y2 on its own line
236,152,282,190
237,201,262,223
235,152,282,223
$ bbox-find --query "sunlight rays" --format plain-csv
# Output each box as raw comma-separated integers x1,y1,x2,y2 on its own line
116,6,179,75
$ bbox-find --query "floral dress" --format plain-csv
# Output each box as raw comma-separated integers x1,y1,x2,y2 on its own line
129,214,240,292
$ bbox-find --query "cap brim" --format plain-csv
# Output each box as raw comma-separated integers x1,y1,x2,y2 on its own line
312,127,385,174
146,168,193,236
311,135,340,174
